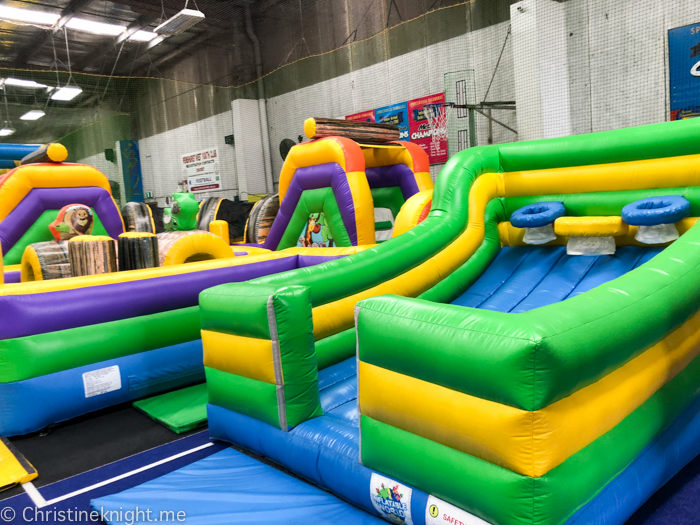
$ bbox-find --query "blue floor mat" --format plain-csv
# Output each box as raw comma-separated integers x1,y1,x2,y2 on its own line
91,447,383,524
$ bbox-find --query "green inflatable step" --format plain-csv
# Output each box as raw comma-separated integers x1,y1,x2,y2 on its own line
133,383,208,434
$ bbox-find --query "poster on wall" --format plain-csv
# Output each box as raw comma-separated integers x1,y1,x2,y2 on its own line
181,148,221,194
375,102,409,141
408,93,447,164
345,93,447,163
346,109,375,122
669,22,700,120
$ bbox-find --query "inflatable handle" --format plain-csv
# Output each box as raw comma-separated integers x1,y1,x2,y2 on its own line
20,143,68,165
622,196,691,226
510,201,565,228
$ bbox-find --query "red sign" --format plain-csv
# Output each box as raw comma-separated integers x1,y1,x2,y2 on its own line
345,109,375,123
408,93,447,164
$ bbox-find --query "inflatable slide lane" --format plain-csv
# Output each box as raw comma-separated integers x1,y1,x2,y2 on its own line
196,118,700,525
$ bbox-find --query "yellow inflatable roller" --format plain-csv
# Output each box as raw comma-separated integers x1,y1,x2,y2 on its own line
21,241,71,282
157,231,234,266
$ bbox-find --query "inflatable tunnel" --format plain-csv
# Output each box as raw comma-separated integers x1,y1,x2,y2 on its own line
195,118,700,525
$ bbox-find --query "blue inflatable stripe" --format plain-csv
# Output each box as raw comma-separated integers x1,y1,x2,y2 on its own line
565,393,700,525
0,340,203,436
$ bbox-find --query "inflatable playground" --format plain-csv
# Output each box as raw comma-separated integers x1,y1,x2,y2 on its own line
2,117,700,525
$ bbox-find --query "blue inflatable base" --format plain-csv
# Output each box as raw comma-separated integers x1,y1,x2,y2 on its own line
91,447,384,524
0,340,204,436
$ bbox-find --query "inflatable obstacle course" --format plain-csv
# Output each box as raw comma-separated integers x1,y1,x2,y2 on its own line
190,118,700,525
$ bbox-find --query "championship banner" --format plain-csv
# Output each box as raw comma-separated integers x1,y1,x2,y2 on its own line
669,22,700,120
346,110,375,122
408,93,447,164
375,102,409,141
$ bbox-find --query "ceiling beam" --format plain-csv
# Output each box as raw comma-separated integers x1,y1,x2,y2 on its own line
72,14,157,72
133,32,216,75
12,0,97,67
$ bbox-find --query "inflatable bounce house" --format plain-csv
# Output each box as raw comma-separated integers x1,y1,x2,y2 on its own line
86,117,700,525
0,118,432,452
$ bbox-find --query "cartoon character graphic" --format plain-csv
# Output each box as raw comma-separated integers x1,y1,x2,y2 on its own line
376,484,403,503
49,204,94,241
164,192,199,232
297,212,335,247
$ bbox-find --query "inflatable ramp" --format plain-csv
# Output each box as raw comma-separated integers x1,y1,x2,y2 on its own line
133,384,208,434
91,447,383,524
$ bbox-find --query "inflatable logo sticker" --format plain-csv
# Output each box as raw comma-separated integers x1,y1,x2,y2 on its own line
49,204,94,241
370,473,413,525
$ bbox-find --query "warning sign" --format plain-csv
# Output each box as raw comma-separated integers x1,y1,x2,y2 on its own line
82,365,122,398
425,495,489,525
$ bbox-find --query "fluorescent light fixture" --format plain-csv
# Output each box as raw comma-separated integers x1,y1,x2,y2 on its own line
0,6,60,26
20,110,45,121
66,17,126,36
3,78,47,89
154,9,204,35
129,30,158,42
0,127,15,137
50,86,82,101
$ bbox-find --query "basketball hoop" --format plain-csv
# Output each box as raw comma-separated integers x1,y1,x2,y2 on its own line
423,102,455,154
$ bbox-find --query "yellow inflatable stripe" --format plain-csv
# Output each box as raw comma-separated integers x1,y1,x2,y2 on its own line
311,173,504,339
202,330,277,385
500,218,699,247
504,153,700,197
414,172,434,192
554,216,629,237
282,246,372,255
0,436,37,490
360,306,700,478
0,164,112,222
346,170,377,246
392,190,433,238
1,251,292,297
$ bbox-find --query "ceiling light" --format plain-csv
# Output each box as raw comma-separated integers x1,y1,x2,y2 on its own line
0,6,60,26
65,17,126,36
0,125,15,137
20,110,45,121
51,86,82,101
154,9,204,35
3,78,48,89
129,30,158,42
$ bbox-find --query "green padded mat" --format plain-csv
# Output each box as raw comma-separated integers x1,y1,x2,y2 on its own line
133,384,208,434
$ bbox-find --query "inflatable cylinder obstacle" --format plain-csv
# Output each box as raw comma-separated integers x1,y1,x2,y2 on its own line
304,117,399,143
118,232,159,271
68,236,118,277
156,231,234,266
20,143,68,165
21,241,71,282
